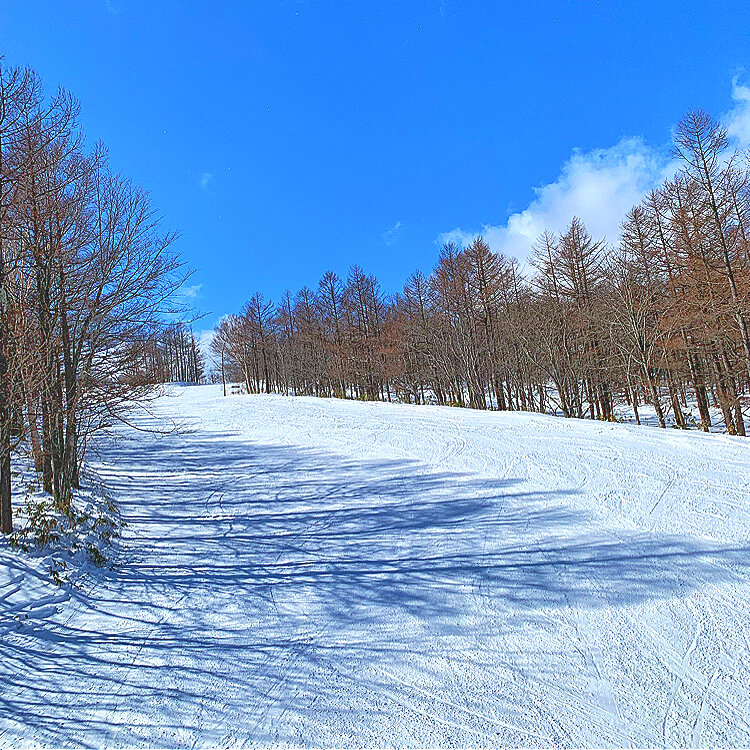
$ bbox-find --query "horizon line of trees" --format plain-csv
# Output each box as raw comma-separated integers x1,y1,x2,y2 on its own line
213,108,750,437
0,60,185,534
137,323,205,385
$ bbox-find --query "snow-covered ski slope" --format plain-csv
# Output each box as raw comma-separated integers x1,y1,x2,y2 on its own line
2,384,750,747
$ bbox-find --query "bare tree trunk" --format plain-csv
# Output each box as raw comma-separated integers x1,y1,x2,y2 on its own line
0,308,11,533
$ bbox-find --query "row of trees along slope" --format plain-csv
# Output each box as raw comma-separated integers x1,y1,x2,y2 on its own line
0,61,188,534
214,109,750,436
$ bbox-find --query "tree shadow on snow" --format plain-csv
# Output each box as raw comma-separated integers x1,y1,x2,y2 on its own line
1,424,749,747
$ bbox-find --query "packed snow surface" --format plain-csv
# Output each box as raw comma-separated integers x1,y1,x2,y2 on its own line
2,384,750,747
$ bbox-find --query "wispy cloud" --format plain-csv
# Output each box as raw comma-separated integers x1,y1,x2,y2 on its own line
178,283,203,300
383,220,402,246
437,80,750,262
199,172,213,191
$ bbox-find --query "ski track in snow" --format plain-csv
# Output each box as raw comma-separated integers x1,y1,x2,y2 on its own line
1,384,750,747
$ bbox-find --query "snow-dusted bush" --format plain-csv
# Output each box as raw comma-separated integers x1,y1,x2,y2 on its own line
7,447,121,586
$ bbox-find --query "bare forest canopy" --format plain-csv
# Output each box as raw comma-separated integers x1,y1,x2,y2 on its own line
214,109,750,439
0,61,191,534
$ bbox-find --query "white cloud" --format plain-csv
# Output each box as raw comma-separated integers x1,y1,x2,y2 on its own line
383,220,402,246
725,78,750,148
198,328,217,366
438,138,668,262
437,81,750,263
436,227,472,248
196,315,235,369
199,172,213,191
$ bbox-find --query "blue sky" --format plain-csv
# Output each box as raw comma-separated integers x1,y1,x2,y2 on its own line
2,0,750,336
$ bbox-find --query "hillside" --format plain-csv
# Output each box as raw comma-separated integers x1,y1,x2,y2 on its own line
1,385,749,747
